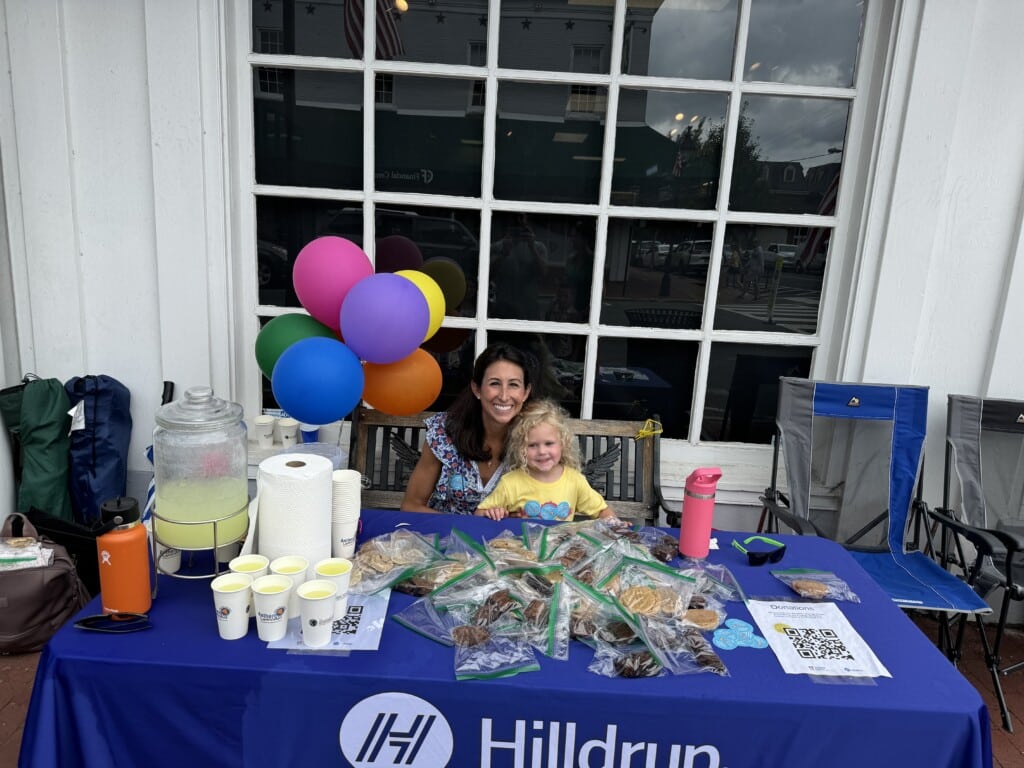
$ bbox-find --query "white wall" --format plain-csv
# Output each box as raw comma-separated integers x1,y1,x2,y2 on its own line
2,0,1023,527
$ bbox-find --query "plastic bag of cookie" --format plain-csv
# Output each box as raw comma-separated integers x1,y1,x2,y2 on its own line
392,596,458,646
562,574,638,649
454,630,540,680
442,528,493,566
636,619,729,677
588,643,665,679
393,558,474,597
632,528,681,563
484,530,539,567
677,561,743,603
506,577,572,660
499,565,564,598
598,558,698,619
349,529,445,594
771,568,860,602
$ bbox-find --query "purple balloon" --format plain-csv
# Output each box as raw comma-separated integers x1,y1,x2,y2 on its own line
340,274,430,364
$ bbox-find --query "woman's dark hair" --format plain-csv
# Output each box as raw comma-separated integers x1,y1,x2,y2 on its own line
445,343,536,461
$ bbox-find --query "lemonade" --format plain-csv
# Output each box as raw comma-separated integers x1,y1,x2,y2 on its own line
302,589,334,599
255,584,287,594
154,477,249,549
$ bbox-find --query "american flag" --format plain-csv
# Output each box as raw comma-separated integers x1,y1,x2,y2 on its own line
345,0,406,60
798,170,839,270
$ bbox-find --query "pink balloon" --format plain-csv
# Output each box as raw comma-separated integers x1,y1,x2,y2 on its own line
292,236,374,332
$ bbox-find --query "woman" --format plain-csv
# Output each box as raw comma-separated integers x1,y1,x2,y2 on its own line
401,343,535,515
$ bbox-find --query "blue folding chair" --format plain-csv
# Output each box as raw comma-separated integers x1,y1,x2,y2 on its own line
760,378,991,620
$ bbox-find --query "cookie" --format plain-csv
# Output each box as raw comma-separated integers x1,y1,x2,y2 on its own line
452,625,490,647
472,589,516,625
620,585,659,615
361,551,394,573
489,537,526,551
596,620,636,645
559,544,588,568
523,599,549,626
650,536,678,562
791,579,829,599
682,608,720,630
570,612,597,639
613,650,661,678
655,587,680,615
392,548,429,566
522,571,554,597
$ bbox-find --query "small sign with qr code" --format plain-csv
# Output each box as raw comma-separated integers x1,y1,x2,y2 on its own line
268,590,391,652
746,600,890,678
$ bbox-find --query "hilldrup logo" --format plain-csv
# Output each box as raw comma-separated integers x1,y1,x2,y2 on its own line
339,692,453,767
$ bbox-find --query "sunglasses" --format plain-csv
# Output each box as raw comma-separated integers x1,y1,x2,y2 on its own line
74,612,153,634
732,535,786,566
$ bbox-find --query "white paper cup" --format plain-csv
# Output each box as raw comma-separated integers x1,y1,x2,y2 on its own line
332,518,360,560
230,554,270,615
314,557,353,620
279,417,299,447
254,415,276,449
211,573,253,640
251,574,294,641
270,555,309,619
318,420,343,447
155,540,181,574
297,579,338,648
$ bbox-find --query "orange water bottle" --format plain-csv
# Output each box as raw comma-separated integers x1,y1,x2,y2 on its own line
97,497,152,614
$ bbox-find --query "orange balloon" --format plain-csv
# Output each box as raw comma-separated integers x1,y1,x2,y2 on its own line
362,349,443,415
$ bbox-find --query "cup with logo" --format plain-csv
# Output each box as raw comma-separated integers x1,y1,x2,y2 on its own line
229,553,270,616
314,557,353,621
270,555,309,619
210,572,253,640
251,574,294,642
297,579,338,648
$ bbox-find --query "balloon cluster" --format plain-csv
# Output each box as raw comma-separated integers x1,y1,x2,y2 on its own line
255,235,468,424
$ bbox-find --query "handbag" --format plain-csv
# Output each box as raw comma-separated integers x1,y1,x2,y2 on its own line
0,513,89,653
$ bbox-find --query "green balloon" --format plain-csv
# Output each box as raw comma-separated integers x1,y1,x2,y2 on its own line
255,314,337,379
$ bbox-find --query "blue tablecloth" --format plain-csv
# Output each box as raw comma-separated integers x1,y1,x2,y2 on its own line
21,511,992,768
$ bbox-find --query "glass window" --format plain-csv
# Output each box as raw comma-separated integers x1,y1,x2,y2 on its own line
243,0,869,448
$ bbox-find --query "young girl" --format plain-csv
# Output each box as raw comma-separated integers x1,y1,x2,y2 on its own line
476,400,616,521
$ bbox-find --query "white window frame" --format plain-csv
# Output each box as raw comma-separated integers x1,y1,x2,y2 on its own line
226,0,898,504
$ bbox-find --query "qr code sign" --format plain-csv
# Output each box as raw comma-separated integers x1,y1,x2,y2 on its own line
783,627,855,660
332,604,364,636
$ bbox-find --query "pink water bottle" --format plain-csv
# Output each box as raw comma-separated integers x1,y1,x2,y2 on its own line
678,467,723,559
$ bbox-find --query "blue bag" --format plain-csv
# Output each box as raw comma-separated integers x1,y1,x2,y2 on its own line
64,375,132,525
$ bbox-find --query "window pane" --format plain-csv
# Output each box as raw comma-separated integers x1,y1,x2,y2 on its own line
251,0,487,63
714,224,826,334
489,212,594,323
600,218,713,330
253,69,363,190
375,75,484,197
255,198,481,318
491,331,587,417
624,0,738,80
728,95,848,214
498,2,614,73
494,83,606,204
612,89,728,209
745,0,864,87
704,344,812,443
596,338,696,439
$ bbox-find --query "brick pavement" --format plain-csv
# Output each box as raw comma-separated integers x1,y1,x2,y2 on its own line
0,652,40,768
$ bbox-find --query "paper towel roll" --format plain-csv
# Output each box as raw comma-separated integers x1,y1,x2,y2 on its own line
257,453,334,576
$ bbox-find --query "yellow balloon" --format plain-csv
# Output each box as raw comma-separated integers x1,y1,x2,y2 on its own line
396,269,446,341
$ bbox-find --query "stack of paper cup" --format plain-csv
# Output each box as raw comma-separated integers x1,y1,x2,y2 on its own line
331,469,361,559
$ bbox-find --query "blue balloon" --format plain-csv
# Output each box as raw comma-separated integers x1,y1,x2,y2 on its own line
271,337,365,425
340,273,430,364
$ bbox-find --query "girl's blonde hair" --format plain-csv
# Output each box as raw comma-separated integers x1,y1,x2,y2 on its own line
506,399,581,472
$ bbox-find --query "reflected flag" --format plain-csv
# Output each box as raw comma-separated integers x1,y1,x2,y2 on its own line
798,170,839,270
345,0,406,60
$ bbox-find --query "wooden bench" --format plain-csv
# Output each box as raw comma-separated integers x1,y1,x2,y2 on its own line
349,405,672,527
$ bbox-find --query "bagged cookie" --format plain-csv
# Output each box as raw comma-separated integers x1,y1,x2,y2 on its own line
349,529,444,594
636,618,729,677
771,568,860,602
392,597,457,646
589,643,665,679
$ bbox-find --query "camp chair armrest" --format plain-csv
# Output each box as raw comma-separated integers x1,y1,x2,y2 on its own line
760,495,823,537
929,507,1019,559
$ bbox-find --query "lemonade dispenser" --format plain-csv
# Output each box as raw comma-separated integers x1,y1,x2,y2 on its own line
152,386,249,575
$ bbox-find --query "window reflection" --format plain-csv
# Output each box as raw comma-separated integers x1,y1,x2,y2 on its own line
612,89,728,209
714,224,825,334
728,96,848,214
255,198,480,318
626,0,738,80
745,0,864,87
494,83,606,204
704,344,812,443
601,218,713,329
498,1,614,73
489,212,594,324
375,76,484,197
250,0,488,65
253,69,363,190
596,338,696,439
490,331,586,417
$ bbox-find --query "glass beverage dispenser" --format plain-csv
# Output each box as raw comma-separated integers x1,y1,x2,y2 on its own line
152,386,249,575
